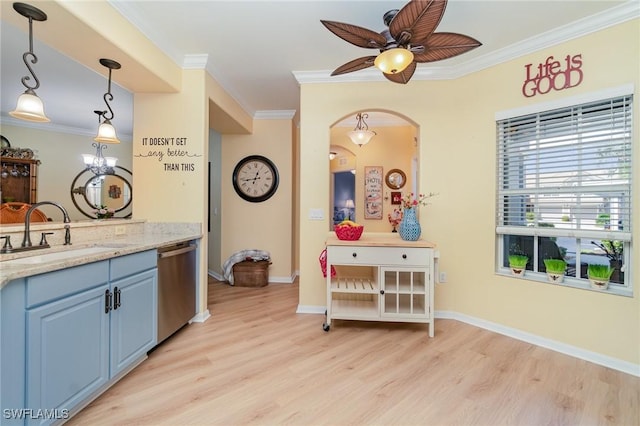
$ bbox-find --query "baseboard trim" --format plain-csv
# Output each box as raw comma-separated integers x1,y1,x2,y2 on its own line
295,305,639,377
191,309,210,323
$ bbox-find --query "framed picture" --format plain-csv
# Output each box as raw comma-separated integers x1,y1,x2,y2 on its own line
364,166,383,219
391,191,402,205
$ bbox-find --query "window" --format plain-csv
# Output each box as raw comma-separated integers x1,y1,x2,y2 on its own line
496,93,633,294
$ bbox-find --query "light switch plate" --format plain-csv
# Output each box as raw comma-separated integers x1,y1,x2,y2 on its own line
309,208,324,220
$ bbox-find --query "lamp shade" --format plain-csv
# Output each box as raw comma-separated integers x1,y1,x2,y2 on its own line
374,48,414,75
347,129,376,147
9,90,50,122
94,119,120,144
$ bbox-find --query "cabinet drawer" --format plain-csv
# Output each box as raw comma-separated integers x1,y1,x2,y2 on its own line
110,249,157,281
328,246,428,267
26,261,109,308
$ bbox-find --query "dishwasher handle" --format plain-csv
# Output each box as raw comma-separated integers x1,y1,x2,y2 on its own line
158,244,196,259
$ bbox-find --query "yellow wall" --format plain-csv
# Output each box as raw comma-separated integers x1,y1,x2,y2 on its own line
299,20,639,365
133,69,209,312
222,118,295,282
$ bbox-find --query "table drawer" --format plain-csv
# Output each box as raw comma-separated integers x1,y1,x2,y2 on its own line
328,245,428,266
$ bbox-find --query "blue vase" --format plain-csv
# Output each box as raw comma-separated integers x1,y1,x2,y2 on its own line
399,208,421,241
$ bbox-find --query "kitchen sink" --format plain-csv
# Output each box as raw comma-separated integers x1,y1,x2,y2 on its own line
5,246,126,265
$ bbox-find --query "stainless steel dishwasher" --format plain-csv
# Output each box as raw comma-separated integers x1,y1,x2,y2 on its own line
157,241,197,344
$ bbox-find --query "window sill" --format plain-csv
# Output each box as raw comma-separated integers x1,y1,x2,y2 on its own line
496,269,633,298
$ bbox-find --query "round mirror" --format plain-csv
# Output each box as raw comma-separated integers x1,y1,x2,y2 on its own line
70,166,132,219
385,169,406,190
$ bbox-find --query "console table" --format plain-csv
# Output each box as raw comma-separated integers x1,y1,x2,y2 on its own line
323,233,437,337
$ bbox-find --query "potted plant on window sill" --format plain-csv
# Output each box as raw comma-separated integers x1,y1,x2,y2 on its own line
587,264,613,290
543,258,567,284
508,254,529,277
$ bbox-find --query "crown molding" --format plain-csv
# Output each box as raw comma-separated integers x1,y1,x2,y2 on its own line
0,115,133,143
254,110,296,120
183,54,209,70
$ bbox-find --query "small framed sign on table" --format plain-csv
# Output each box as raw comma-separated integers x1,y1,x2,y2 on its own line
364,166,383,219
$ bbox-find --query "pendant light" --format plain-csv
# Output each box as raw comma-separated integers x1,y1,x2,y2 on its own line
94,58,122,144
347,113,376,147
83,110,118,175
9,2,50,123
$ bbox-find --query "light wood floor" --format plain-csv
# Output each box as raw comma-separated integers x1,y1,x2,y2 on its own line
68,278,639,426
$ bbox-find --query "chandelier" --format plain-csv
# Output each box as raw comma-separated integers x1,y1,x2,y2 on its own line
347,113,376,147
82,110,117,175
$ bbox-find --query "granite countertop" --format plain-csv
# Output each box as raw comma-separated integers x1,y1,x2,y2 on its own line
0,230,202,288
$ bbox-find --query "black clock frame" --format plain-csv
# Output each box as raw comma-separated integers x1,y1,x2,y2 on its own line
232,155,279,202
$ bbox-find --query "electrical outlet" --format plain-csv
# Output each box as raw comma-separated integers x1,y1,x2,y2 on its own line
439,272,447,283
115,225,126,236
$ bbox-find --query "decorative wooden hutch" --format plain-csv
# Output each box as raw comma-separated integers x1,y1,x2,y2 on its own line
1,156,40,204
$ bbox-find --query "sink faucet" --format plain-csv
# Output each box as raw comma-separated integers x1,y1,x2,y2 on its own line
22,201,72,247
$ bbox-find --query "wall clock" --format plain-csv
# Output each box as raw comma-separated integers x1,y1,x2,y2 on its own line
232,155,279,202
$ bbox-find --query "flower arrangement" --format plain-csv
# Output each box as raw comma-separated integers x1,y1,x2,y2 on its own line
401,192,438,210
93,204,115,219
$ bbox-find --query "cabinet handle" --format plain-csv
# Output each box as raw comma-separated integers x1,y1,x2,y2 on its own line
352,252,357,258
113,287,121,310
402,254,407,259
105,289,112,314
380,290,385,295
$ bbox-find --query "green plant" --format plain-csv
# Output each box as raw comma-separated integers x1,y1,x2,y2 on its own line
508,254,528,268
543,259,567,273
595,213,610,228
587,264,613,280
526,212,535,222
561,215,570,222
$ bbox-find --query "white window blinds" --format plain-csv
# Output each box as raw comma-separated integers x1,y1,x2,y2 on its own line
497,95,633,240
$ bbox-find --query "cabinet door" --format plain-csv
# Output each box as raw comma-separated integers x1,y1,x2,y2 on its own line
380,268,429,318
26,285,110,420
110,269,157,377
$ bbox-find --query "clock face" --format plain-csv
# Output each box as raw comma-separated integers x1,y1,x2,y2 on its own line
232,155,279,202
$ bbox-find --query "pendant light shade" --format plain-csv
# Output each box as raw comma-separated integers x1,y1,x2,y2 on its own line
95,119,119,144
374,48,414,75
348,113,376,147
10,3,49,123
10,89,50,122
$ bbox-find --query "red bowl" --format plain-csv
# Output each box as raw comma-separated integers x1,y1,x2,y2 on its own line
334,224,364,240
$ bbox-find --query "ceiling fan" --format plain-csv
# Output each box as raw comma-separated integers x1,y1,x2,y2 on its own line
321,0,482,84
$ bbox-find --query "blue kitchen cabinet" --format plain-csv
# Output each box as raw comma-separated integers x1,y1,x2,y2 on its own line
1,250,157,426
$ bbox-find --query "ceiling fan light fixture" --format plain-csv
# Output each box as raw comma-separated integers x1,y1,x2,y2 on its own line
374,48,414,75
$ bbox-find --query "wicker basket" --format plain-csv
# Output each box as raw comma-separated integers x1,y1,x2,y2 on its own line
334,224,364,241
233,260,271,287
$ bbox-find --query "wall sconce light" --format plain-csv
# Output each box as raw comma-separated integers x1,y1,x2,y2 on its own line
347,113,376,147
94,58,122,144
374,48,414,75
83,110,118,175
9,2,50,123
329,152,337,160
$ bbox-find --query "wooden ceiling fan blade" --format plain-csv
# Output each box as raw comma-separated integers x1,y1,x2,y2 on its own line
331,56,377,76
413,32,482,63
383,62,417,84
321,20,387,49
389,0,447,45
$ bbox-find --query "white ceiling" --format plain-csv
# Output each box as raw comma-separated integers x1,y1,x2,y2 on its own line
1,0,637,140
